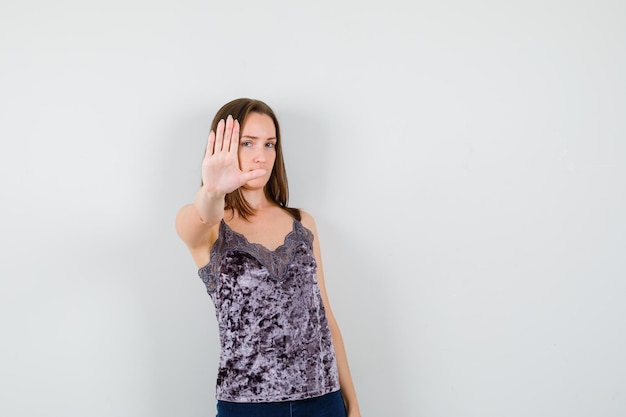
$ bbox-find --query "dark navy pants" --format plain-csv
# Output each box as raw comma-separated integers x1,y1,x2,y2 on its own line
216,390,346,417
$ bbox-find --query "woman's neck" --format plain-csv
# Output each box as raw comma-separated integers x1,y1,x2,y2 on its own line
240,188,272,210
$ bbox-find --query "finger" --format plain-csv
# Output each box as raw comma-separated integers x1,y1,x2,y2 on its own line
241,168,267,183
229,119,240,153
223,115,234,152
215,119,225,152
205,130,216,158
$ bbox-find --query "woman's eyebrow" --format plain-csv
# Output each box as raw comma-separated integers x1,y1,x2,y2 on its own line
241,135,277,140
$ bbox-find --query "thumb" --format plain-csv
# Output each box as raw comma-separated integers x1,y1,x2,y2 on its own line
241,169,267,182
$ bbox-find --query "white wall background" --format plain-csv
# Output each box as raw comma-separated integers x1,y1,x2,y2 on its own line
1,1,625,416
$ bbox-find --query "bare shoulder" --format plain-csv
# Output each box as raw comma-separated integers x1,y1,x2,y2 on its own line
298,209,318,233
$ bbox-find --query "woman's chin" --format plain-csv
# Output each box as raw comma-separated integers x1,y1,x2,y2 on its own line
242,178,268,190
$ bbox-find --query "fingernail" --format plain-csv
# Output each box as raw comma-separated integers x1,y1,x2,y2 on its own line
227,115,233,120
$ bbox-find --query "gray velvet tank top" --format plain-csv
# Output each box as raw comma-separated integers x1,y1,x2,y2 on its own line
198,219,340,403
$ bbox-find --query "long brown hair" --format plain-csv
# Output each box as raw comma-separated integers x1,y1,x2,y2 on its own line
207,98,300,221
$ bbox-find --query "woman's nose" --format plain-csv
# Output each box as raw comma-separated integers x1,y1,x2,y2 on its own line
254,152,265,163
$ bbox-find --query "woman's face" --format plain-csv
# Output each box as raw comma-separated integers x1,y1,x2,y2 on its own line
238,112,277,189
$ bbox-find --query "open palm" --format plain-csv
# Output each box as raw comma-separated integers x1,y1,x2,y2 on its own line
201,116,266,195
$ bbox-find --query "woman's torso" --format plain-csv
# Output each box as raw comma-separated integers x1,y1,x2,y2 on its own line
197,208,340,402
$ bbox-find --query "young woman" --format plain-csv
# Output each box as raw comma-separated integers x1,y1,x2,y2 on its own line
175,98,361,417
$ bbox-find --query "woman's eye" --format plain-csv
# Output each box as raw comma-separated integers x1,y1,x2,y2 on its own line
241,141,252,147
265,142,275,148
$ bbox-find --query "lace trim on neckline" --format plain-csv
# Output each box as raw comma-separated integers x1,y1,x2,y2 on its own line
198,219,313,293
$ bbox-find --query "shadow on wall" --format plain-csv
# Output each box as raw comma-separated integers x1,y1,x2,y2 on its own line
276,107,330,210
320,218,405,416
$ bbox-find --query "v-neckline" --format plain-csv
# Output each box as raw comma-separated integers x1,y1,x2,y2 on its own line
221,219,298,254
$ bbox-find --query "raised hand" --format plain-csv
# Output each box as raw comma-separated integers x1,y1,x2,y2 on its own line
201,115,266,195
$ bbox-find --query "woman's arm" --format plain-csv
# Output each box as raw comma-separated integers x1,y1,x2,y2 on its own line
175,116,265,253
301,211,362,417
175,191,224,251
